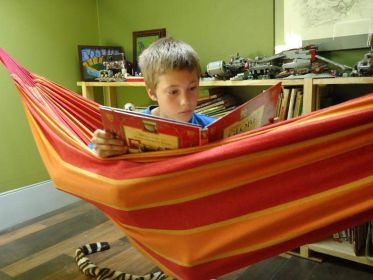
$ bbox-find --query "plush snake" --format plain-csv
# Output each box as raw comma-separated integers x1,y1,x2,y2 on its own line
75,242,173,280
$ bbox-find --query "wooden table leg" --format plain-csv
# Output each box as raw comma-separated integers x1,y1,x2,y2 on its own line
103,86,117,107
302,78,314,114
81,83,95,101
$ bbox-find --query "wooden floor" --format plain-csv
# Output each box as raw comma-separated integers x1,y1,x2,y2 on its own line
1,201,372,280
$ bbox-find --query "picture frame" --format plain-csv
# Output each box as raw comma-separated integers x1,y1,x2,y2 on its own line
275,0,373,53
78,45,124,81
132,28,166,73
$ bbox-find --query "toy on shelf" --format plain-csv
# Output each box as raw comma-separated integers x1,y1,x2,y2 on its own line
206,46,354,80
96,53,127,82
352,36,373,77
206,53,250,80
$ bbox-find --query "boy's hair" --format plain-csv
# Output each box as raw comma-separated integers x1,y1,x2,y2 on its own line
138,37,201,90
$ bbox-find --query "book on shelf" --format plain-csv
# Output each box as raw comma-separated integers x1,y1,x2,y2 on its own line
277,87,303,120
293,89,303,117
286,88,297,119
196,93,220,106
352,222,370,256
332,221,373,257
99,82,282,153
195,94,237,118
278,88,290,120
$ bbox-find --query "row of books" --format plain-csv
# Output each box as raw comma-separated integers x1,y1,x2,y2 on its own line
129,85,333,122
333,221,373,257
276,87,304,121
195,93,237,118
128,93,238,119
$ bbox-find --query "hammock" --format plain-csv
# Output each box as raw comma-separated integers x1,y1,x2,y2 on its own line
1,48,373,280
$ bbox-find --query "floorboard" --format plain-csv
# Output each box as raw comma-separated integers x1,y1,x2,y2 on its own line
0,200,372,280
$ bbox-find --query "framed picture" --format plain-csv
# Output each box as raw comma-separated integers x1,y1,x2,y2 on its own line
275,0,373,52
132,28,166,73
78,45,124,81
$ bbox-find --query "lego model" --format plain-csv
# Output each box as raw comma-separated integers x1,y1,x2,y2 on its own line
245,54,284,79
206,46,354,80
354,51,373,76
206,53,250,80
352,36,373,76
276,46,353,78
96,53,127,82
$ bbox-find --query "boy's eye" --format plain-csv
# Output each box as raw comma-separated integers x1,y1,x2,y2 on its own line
168,89,179,95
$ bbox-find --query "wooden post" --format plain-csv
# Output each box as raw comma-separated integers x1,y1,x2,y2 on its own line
302,78,313,114
80,82,95,101
103,86,117,107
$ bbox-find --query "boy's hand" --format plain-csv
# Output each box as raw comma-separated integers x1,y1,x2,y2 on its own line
91,129,128,157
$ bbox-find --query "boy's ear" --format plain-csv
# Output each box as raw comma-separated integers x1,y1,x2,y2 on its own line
146,87,157,101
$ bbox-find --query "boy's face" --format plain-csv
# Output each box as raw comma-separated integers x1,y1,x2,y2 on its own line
148,69,199,122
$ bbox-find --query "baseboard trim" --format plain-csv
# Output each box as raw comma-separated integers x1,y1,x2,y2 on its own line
0,180,79,232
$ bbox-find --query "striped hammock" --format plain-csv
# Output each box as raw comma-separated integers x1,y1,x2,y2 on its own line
1,48,373,280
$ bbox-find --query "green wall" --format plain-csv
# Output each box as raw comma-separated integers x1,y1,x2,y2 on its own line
0,0,275,193
96,0,275,106
0,0,99,192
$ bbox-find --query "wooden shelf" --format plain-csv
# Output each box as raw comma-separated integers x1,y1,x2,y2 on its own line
76,76,373,113
199,79,304,87
77,79,304,88
306,239,373,267
77,81,146,87
76,79,306,108
77,77,373,88
313,76,373,85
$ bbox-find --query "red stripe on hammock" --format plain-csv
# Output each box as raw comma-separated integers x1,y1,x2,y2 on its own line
88,143,373,229
130,208,373,280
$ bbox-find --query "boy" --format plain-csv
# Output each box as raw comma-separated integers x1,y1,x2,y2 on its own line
91,37,215,157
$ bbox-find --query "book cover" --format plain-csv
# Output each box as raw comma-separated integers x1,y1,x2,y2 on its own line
286,88,297,119
206,82,282,142
100,82,282,153
100,109,203,153
293,90,303,117
279,87,290,120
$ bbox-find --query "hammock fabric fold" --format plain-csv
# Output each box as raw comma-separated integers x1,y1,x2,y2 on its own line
1,48,373,280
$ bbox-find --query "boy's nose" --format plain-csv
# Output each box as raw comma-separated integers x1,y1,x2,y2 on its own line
179,92,191,106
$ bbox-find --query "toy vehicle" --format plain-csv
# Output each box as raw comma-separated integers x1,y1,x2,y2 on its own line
96,53,127,82
207,53,250,80
352,36,373,76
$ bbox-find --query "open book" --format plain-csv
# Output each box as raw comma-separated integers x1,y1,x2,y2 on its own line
100,82,282,153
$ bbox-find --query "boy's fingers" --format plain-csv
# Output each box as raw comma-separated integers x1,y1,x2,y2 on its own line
93,129,116,139
92,136,124,146
91,129,124,146
94,144,127,151
91,129,128,157
94,146,128,158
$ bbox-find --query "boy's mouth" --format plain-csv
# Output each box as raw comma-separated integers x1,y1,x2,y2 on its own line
179,110,192,115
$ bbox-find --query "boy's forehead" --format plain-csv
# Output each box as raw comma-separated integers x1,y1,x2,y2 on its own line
158,69,198,84
160,68,198,77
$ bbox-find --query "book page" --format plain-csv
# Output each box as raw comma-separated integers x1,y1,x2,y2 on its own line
206,82,282,142
100,106,203,152
223,106,264,138
124,126,179,153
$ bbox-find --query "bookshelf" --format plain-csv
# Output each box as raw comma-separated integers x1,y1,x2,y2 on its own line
77,77,373,266
77,77,373,113
77,79,307,111
300,239,373,267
